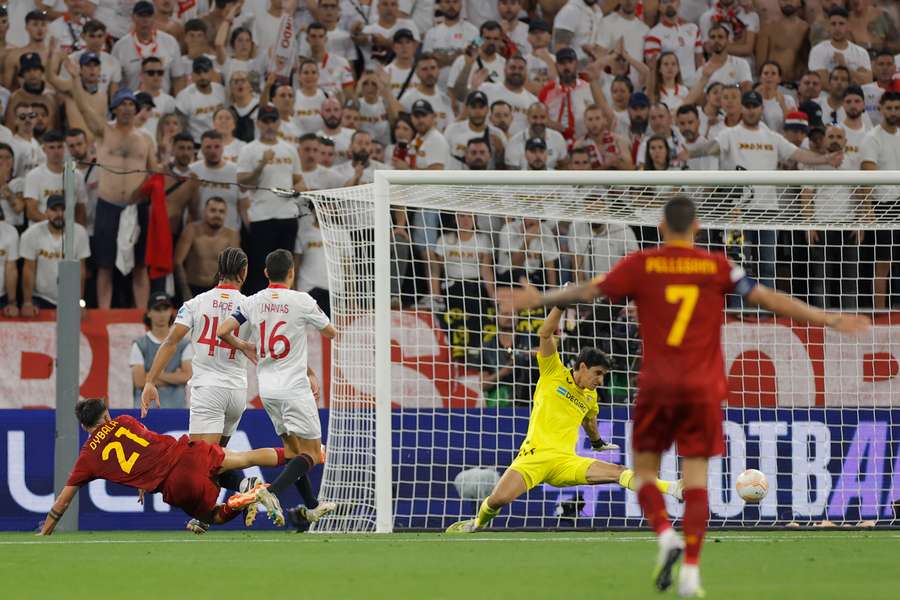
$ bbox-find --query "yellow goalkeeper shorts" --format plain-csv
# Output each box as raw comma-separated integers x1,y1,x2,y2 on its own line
508,447,595,490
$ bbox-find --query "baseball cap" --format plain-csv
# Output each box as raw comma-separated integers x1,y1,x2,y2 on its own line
741,90,763,107
411,99,434,115
798,100,824,129
525,136,547,151
135,92,156,110
133,1,155,16
393,28,416,43
466,90,488,106
783,111,809,132
628,92,650,109
19,52,44,74
257,104,279,121
46,195,65,210
79,52,101,66
192,55,214,72
555,47,577,62
147,291,173,310
528,20,551,34
110,88,137,110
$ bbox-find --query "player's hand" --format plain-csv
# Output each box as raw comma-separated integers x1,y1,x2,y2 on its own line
827,151,844,168
496,278,541,313
827,313,870,335
140,383,160,418
590,438,619,452
260,149,275,165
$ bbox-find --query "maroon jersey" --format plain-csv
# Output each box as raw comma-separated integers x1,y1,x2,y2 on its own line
66,415,190,491
596,243,754,401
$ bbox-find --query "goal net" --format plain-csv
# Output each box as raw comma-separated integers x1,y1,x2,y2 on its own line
305,170,900,533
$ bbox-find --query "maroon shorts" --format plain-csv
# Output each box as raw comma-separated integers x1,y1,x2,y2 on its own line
160,439,226,520
631,389,725,458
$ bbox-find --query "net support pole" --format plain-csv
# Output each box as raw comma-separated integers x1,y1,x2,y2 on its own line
54,156,81,531
373,171,393,533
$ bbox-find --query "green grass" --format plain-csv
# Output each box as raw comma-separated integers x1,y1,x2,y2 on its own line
1,530,898,599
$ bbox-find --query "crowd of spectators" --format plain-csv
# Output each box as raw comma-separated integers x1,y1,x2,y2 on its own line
0,0,898,404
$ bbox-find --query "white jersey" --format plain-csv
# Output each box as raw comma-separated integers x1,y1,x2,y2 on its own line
175,285,250,390
293,90,328,134
234,285,331,399
190,160,243,231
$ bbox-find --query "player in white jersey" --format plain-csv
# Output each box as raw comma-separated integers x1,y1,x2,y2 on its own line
217,249,338,529
141,247,257,533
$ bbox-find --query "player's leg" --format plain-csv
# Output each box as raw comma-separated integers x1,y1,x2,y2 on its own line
585,460,682,500
678,457,710,598
634,451,683,592
446,467,528,533
189,386,245,492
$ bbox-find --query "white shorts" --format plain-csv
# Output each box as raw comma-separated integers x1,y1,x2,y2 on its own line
261,392,321,440
189,385,247,436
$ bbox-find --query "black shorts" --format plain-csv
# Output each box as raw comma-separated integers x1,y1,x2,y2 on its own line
93,199,150,269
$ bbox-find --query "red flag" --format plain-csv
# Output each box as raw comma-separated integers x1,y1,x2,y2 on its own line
140,174,173,279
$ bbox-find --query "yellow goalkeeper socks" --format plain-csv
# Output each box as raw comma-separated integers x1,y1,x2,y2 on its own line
618,469,671,495
619,469,636,491
475,498,500,529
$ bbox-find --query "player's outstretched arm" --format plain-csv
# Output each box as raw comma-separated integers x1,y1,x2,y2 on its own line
38,485,79,536
537,306,563,358
497,278,601,313
216,316,257,363
746,286,870,334
141,323,190,418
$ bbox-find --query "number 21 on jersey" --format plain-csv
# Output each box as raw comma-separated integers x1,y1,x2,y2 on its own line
101,427,150,474
665,284,699,347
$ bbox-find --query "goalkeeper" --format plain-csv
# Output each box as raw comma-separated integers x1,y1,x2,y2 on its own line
447,305,682,533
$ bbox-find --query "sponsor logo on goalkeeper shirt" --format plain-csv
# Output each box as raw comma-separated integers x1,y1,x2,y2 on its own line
556,385,587,412
645,256,718,275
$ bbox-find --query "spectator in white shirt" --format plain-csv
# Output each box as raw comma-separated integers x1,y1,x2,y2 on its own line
175,56,226,141
353,0,420,65
336,130,387,186
552,0,603,63
111,2,183,94
448,20,506,100
598,0,649,62
504,102,568,170
702,24,752,92
864,50,896,126
473,55,537,137
19,194,90,312
644,0,704,85
860,91,900,309
444,90,506,168
401,54,456,131
498,0,530,56
316,97,354,164
406,99,450,252
809,7,873,85
422,0,478,90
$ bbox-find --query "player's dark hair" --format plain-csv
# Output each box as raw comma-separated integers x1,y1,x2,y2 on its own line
664,195,697,234
576,347,613,371
75,398,107,429
265,249,294,283
217,246,248,283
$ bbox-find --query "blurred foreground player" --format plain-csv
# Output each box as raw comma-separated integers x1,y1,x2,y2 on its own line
39,398,287,536
445,305,683,535
499,196,869,597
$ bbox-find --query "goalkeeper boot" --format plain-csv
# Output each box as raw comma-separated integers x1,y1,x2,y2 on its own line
186,519,210,535
296,501,337,524
677,564,706,598
445,519,481,534
653,527,685,592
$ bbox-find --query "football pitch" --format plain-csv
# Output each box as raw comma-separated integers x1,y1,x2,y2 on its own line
1,530,897,599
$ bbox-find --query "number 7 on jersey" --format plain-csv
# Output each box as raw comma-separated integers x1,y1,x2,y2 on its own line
665,284,699,347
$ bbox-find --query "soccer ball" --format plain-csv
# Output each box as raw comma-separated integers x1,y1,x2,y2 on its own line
239,476,261,493
736,469,768,503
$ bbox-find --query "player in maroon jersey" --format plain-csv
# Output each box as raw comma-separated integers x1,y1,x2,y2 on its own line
499,196,869,597
39,398,289,536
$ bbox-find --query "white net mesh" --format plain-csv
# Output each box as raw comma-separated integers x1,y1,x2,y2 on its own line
307,172,900,532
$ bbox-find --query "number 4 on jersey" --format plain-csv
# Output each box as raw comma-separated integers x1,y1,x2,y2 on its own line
198,315,239,359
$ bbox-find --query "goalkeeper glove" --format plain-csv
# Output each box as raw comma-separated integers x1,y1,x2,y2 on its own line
590,437,619,452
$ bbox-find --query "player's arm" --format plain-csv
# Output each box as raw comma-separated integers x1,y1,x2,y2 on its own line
217,314,258,362
745,285,869,334
536,306,563,358
581,415,619,451
38,485,80,536
498,278,603,313
684,139,720,159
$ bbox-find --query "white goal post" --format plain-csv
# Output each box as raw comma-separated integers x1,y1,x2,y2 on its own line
305,170,900,534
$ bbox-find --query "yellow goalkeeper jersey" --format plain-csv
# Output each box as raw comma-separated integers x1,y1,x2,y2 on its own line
519,351,599,454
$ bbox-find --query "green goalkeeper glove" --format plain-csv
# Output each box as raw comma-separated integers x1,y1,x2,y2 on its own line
590,437,619,452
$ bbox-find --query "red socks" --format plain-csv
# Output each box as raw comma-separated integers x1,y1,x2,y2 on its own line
638,481,671,535
682,488,709,565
